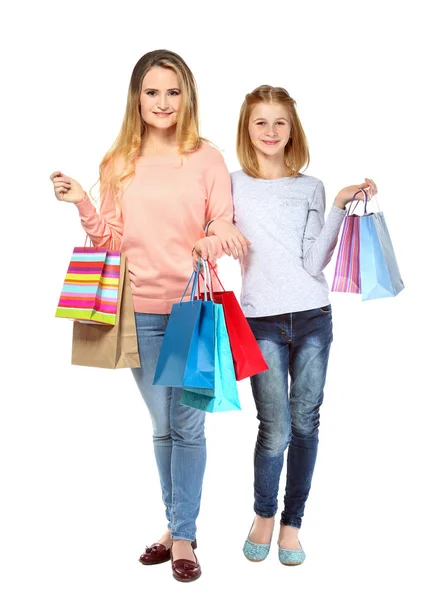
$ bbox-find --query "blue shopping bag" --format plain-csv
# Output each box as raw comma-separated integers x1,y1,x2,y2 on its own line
359,212,404,301
181,304,241,413
153,260,215,388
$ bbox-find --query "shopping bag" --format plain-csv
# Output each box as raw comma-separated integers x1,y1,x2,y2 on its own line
359,212,404,301
331,215,361,294
153,260,215,388
56,246,121,325
71,255,141,368
198,264,269,381
181,304,241,413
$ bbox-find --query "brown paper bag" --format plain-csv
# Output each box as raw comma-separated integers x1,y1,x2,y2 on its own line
72,255,141,369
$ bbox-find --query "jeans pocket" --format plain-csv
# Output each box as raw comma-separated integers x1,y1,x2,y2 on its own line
319,304,332,315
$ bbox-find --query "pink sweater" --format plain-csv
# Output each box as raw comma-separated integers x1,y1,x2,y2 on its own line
76,143,233,313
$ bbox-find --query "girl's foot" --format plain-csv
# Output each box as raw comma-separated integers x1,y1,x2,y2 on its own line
278,524,302,550
249,515,275,544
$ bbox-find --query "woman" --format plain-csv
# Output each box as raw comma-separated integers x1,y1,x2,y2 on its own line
50,49,233,583
201,85,377,565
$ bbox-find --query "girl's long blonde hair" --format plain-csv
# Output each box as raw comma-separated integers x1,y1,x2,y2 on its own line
237,85,310,178
98,49,204,214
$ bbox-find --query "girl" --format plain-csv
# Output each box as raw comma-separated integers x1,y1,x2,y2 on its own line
201,85,377,565
50,49,233,583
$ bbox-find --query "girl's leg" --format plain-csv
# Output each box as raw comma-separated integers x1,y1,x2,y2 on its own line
247,315,291,542
132,313,173,538
280,307,333,544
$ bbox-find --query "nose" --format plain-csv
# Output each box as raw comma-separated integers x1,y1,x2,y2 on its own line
158,95,168,110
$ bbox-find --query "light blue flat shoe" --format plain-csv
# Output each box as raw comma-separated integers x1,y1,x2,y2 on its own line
243,538,271,562
278,543,306,566
242,519,272,562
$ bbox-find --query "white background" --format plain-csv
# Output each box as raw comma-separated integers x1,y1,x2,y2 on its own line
1,1,447,598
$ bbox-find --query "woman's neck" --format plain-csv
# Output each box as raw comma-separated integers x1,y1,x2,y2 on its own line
256,149,290,180
140,126,179,157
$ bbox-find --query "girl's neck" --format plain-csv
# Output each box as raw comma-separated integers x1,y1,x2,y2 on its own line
140,126,179,157
256,150,291,180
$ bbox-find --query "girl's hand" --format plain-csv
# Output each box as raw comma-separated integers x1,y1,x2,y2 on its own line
334,178,378,209
50,171,85,204
192,238,217,270
207,219,251,260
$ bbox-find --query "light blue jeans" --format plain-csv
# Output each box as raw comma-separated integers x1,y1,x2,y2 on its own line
132,313,206,541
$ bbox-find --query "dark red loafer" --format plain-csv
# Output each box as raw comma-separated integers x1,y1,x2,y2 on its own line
139,543,171,565
139,539,197,566
171,549,201,582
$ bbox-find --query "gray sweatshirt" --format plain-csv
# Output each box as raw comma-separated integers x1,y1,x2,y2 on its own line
231,170,346,317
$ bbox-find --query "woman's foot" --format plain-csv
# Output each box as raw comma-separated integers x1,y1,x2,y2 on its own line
139,529,172,565
171,540,196,563
278,524,302,550
156,530,172,549
171,540,201,582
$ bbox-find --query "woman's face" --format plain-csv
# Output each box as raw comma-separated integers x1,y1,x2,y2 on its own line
140,67,182,130
248,102,292,157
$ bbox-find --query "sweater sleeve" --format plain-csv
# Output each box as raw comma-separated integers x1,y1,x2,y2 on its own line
203,152,234,259
302,181,346,277
75,168,124,249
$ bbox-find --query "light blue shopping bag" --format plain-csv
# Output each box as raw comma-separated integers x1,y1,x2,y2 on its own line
181,304,241,413
153,259,215,388
359,212,404,301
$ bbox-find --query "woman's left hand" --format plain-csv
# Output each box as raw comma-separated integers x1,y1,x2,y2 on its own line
334,178,378,209
192,238,217,270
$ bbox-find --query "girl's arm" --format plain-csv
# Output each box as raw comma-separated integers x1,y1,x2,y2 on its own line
303,178,377,276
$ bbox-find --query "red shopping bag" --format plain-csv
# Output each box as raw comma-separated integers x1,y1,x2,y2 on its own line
198,264,269,381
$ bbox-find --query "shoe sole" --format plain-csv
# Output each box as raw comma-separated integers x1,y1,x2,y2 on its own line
172,572,202,582
280,561,303,566
139,557,171,565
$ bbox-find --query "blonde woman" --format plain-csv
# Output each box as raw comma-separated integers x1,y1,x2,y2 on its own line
50,50,232,583
203,86,377,565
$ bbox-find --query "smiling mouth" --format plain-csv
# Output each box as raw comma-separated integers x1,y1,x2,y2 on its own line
153,112,173,117
262,140,280,145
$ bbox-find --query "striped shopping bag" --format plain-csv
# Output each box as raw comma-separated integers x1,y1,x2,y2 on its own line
331,215,361,294
55,247,121,325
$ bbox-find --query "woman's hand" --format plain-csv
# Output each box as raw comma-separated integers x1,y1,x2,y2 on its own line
334,178,378,209
207,219,251,260
50,171,85,204
192,238,217,270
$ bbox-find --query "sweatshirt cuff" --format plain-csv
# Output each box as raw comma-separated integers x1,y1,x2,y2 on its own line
75,193,97,218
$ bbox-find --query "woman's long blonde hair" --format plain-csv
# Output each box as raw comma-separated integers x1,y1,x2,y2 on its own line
98,49,203,214
237,85,310,178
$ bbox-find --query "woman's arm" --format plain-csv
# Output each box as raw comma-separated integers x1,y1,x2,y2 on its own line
50,168,124,249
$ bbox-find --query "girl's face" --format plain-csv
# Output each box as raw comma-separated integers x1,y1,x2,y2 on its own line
140,67,182,131
248,102,292,157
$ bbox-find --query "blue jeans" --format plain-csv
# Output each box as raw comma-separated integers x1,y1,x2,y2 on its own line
131,313,206,541
247,306,333,529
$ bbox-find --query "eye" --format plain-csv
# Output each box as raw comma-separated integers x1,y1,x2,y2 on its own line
276,121,286,126
256,121,266,126
145,90,157,97
168,90,180,96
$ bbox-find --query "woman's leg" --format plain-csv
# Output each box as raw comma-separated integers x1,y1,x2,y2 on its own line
280,307,333,544
169,388,206,544
247,315,291,542
132,313,173,536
